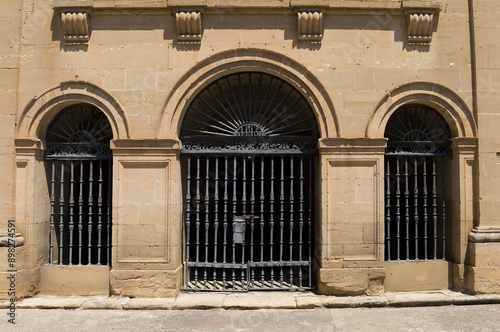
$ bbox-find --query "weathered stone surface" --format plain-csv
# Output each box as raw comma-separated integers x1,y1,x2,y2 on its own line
123,298,175,310
172,293,225,309
295,296,323,309
81,296,130,310
223,293,296,309
387,292,453,307
17,295,90,309
321,295,388,308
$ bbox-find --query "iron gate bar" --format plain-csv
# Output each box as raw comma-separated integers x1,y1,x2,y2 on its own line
59,162,65,265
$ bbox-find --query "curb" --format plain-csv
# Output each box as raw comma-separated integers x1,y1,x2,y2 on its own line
2,291,500,310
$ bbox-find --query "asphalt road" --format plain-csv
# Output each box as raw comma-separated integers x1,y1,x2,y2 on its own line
2,305,500,331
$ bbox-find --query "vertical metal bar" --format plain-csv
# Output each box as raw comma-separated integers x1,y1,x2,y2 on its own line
106,161,112,267
88,160,93,264
260,157,265,282
279,156,284,287
289,157,294,286
385,158,391,261
69,161,75,265
223,157,228,289
250,157,255,287
396,157,401,261
298,156,304,287
195,156,201,287
432,156,438,260
213,157,219,286
241,157,246,286
204,157,210,289
97,160,103,265
414,157,419,261
269,156,275,285
232,156,237,288
423,157,428,260
442,156,446,259
49,160,55,265
59,162,65,265
78,161,84,265
308,156,313,288
405,156,410,260
185,156,191,288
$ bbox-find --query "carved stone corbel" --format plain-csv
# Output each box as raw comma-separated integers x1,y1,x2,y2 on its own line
61,11,90,45
176,11,202,45
407,12,434,45
298,11,323,44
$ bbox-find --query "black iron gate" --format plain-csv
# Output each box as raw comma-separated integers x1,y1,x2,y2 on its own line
182,141,316,291
180,72,319,291
384,105,452,261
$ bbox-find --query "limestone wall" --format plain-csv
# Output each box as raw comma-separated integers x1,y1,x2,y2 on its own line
1,0,499,298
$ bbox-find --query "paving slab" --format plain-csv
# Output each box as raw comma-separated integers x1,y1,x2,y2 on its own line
295,295,323,309
321,295,389,308
172,293,226,309
123,297,175,310
16,295,91,309
81,296,130,310
387,291,452,307
223,293,297,309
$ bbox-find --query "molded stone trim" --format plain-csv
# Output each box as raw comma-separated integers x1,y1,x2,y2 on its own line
176,11,202,45
61,11,90,45
298,11,323,44
407,12,434,45
469,227,500,243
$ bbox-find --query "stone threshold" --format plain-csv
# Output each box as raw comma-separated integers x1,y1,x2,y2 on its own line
2,290,500,310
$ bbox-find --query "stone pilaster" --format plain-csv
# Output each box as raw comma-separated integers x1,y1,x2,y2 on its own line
317,138,387,295
109,139,182,297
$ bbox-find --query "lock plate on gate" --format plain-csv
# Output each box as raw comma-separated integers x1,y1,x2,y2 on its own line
232,215,259,244
233,215,246,244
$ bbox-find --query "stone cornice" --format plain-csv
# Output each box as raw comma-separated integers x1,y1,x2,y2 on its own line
111,139,180,155
52,0,440,15
319,138,387,154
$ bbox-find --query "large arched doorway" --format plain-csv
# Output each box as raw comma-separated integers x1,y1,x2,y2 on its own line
45,104,113,266
180,72,319,291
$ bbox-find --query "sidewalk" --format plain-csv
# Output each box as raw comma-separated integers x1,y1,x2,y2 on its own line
3,289,500,310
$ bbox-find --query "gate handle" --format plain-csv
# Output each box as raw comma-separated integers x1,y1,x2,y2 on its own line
244,214,259,224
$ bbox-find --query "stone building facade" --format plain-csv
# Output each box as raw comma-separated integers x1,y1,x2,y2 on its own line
1,0,500,299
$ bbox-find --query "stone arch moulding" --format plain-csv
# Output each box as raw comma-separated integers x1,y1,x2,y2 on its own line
365,82,476,139
158,49,339,140
17,81,130,141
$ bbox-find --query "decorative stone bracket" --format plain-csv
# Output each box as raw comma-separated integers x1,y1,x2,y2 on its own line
176,11,202,45
61,11,90,45
407,12,435,45
297,11,323,44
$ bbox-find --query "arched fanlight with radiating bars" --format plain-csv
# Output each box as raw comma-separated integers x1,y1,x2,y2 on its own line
385,105,452,156
180,72,319,155
45,104,113,159
181,72,319,138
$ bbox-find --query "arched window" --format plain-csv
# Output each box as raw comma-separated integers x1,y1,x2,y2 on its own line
384,105,452,261
180,72,319,291
45,104,113,266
